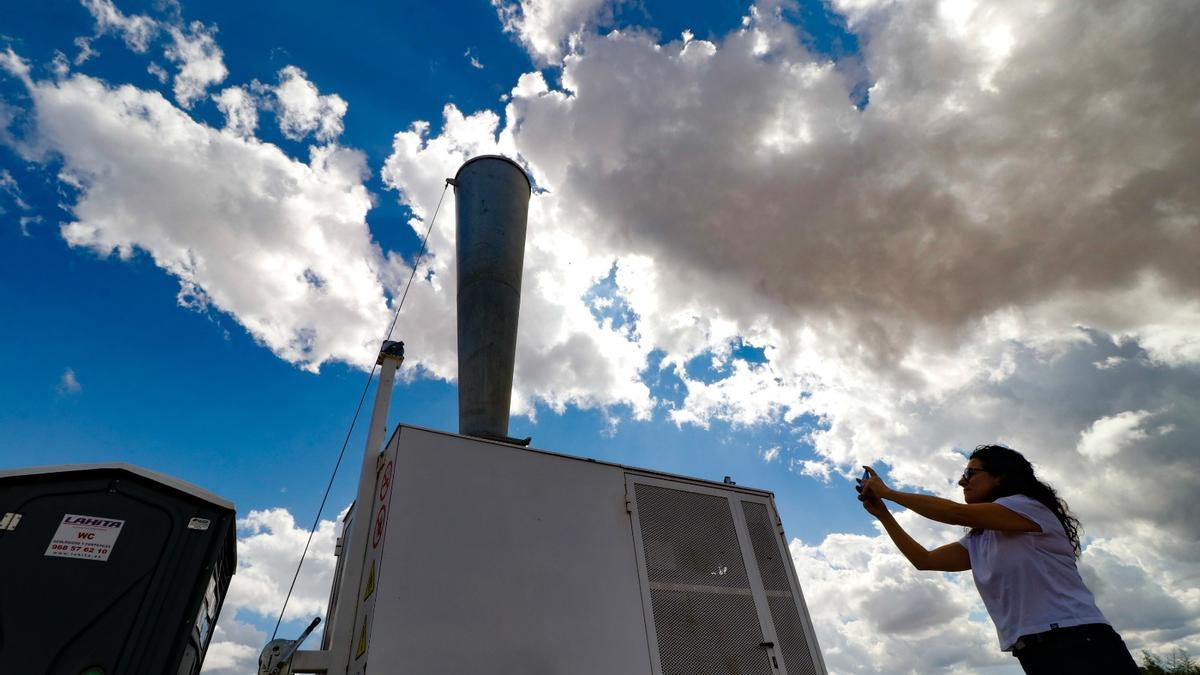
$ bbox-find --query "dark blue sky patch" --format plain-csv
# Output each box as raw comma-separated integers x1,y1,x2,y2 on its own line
610,0,749,44
301,268,325,291
644,348,688,408
783,0,861,61
683,336,771,384
683,348,733,384
584,261,639,337
731,337,768,364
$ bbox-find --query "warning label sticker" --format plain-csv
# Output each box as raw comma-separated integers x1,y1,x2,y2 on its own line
44,514,125,561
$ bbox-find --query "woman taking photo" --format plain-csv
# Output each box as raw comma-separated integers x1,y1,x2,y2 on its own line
856,444,1139,674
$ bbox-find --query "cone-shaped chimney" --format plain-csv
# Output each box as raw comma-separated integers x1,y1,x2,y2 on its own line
453,155,531,441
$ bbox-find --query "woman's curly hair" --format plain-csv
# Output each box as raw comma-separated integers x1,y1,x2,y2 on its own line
970,444,1082,558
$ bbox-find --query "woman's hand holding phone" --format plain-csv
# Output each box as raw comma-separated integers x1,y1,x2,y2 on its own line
855,468,871,501
856,466,890,518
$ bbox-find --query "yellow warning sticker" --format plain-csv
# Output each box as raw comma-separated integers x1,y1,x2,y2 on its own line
355,615,370,659
363,560,376,601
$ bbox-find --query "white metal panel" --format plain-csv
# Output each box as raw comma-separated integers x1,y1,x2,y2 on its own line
368,426,655,674
627,475,778,675
737,496,829,675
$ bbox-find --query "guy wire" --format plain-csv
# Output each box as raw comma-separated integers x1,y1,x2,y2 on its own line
271,182,451,640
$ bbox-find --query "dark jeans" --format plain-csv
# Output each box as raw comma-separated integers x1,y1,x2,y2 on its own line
1012,623,1140,675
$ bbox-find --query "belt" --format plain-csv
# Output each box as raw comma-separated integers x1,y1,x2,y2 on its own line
1012,623,1110,653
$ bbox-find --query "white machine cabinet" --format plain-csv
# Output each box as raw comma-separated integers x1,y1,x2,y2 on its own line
331,424,828,675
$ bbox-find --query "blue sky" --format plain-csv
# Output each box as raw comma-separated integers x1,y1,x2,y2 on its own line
3,1,1199,673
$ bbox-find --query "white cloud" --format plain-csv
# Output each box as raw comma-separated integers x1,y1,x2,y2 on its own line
4,65,387,371
377,0,1191,437
19,215,42,237
77,0,227,109
464,48,485,70
225,507,342,622
56,368,82,395
272,66,347,143
147,61,169,84
491,0,610,64
79,0,157,54
762,445,780,462
789,514,1016,674
0,169,30,211
200,615,266,675
73,36,99,65
796,459,831,482
165,21,228,108
213,86,258,138
1076,409,1154,459
0,48,32,82
1080,536,1200,645
201,507,345,674
792,507,1200,674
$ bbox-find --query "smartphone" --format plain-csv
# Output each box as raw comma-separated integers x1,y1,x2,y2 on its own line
856,468,870,500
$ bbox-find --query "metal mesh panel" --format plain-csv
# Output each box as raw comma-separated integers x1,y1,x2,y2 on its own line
634,483,773,675
742,501,819,675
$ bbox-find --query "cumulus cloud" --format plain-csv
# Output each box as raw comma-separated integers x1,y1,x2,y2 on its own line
271,66,347,143
789,513,1010,674
213,86,258,138
164,21,228,107
491,0,611,64
1076,409,1158,459
1,61,387,371
792,506,1200,674
224,507,341,622
76,0,227,108
382,0,1199,426
385,0,1200,476
200,615,266,675
79,0,158,56
200,507,343,675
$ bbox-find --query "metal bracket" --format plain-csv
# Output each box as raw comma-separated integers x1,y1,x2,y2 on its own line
376,340,405,366
258,617,321,675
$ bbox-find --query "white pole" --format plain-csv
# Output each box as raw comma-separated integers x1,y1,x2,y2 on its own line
322,341,405,674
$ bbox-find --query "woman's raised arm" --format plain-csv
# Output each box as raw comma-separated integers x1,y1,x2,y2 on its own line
861,466,1040,532
862,495,971,571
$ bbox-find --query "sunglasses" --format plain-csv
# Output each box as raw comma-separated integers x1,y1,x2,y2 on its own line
961,468,986,482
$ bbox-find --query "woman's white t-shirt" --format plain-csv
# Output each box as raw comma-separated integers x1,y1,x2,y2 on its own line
958,494,1109,651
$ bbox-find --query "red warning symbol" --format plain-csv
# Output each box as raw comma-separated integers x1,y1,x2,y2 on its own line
377,461,394,501
372,504,388,548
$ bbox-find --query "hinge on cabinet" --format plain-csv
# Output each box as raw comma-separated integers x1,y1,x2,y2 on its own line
625,496,633,514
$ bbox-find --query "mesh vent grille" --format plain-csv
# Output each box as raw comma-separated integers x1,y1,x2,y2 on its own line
635,484,773,675
742,501,818,675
